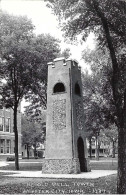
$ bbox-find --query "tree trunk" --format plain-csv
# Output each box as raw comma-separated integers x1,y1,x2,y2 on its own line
14,105,19,170
34,142,37,158
117,91,126,193
27,144,29,159
112,140,115,158
95,135,99,161
117,127,126,193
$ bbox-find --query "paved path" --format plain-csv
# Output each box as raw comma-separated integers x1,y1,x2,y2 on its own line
0,161,9,167
0,170,117,179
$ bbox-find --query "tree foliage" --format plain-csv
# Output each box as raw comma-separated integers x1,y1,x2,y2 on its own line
82,46,118,159
45,0,125,44
82,44,117,128
21,114,45,158
59,48,71,59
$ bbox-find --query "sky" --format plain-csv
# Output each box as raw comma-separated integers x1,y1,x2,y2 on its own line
1,0,95,112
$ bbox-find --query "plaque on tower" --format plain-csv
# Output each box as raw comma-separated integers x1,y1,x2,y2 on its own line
53,99,66,131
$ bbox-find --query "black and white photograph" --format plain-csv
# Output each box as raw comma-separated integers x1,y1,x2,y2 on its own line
0,0,125,194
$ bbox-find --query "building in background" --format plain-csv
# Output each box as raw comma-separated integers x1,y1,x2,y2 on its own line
87,137,118,158
22,143,45,159
0,107,21,160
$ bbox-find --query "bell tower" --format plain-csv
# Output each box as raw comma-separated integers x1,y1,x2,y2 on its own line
42,57,90,174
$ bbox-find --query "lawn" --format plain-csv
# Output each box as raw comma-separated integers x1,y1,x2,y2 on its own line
0,162,42,171
90,160,117,170
0,159,117,194
0,173,117,194
0,159,118,171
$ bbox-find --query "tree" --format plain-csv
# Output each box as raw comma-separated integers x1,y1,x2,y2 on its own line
82,46,117,160
45,1,126,192
59,48,71,59
21,114,45,158
0,11,60,170
82,44,117,127
82,68,111,160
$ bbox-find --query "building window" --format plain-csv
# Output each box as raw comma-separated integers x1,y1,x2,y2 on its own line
5,118,10,132
53,83,65,93
100,149,103,153
6,140,10,153
0,139,5,153
75,83,81,96
92,149,95,154
0,117,4,131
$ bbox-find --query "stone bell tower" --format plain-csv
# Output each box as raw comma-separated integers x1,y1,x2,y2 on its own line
42,57,90,174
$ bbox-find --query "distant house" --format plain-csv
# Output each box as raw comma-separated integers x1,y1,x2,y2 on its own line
87,136,118,158
22,143,45,159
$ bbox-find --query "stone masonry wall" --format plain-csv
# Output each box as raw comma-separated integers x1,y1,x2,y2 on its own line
42,158,80,174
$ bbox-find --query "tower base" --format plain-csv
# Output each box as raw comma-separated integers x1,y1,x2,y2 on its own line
42,158,80,174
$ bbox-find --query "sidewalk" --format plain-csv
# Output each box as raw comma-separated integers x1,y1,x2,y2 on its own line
0,169,117,179
0,161,9,167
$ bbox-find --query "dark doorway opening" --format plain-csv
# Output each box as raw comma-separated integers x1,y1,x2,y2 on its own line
77,137,85,172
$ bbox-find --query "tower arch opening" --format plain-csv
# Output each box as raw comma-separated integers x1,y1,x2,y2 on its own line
53,82,65,93
75,83,81,96
77,137,85,172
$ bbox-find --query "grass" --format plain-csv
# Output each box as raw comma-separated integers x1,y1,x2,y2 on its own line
0,162,42,171
0,158,117,194
0,173,117,194
90,161,117,170
0,159,118,171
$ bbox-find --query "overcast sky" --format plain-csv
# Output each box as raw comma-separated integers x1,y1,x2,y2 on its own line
1,0,95,112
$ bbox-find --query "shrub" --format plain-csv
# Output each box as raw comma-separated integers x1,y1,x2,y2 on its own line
6,156,15,161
